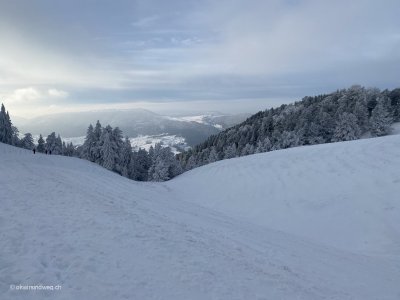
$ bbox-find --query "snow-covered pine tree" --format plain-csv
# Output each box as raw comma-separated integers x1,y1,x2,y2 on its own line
20,133,35,150
11,125,20,146
91,120,103,164
148,143,182,181
112,127,124,173
120,137,132,177
63,142,76,157
306,122,324,145
167,148,183,178
148,155,169,181
62,141,67,155
55,135,63,154
82,124,95,161
369,99,393,136
354,98,369,130
0,103,13,145
208,146,219,163
224,144,237,159
185,155,197,171
389,88,400,121
148,143,169,181
37,134,45,153
100,126,118,171
45,132,57,153
279,131,300,149
255,137,272,153
130,148,150,181
0,104,5,143
332,113,361,142
240,143,255,156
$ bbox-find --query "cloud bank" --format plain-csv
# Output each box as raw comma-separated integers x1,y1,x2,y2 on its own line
0,0,399,117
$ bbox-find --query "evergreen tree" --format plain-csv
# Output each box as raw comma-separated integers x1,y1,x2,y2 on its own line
0,103,13,144
11,126,20,146
55,135,63,154
354,99,369,130
148,143,169,181
240,143,255,156
370,100,393,136
91,120,103,164
45,132,63,154
389,88,400,121
37,134,45,153
255,137,272,153
208,147,219,163
148,143,182,181
120,137,132,177
112,127,124,173
100,126,118,171
63,142,76,156
224,144,237,159
130,148,150,181
332,113,361,142
82,124,95,161
20,133,35,150
45,132,57,153
279,131,300,149
185,155,197,171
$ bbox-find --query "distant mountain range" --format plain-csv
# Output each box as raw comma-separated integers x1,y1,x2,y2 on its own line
14,109,250,146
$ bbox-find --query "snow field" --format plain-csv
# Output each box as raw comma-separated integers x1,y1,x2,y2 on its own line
1,135,400,299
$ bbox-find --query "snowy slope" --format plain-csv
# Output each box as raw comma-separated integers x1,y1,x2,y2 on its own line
168,135,400,256
1,137,400,299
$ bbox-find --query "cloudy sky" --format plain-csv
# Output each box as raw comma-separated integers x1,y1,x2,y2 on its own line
1,0,399,117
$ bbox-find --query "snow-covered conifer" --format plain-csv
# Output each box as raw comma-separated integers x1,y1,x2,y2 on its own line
37,134,45,153
332,113,361,142
369,99,393,136
208,147,219,163
224,144,237,159
120,137,132,177
82,124,95,161
21,133,35,150
100,126,118,171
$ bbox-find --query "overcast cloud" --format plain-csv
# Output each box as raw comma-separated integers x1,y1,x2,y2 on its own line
0,0,399,117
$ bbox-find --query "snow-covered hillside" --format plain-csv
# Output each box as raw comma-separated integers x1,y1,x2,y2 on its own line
129,134,189,153
1,135,399,299
169,135,400,256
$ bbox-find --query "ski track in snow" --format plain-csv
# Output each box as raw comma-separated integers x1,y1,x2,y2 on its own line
0,136,400,300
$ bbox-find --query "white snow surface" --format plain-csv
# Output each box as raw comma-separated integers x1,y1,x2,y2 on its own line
129,134,189,153
168,135,400,256
1,135,400,300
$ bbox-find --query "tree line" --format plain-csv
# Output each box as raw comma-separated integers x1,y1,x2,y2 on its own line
0,104,77,156
178,86,400,170
0,103,182,181
2,85,399,181
79,120,182,181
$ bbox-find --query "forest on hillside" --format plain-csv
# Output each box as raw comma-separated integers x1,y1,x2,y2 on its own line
179,86,400,170
1,85,399,181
